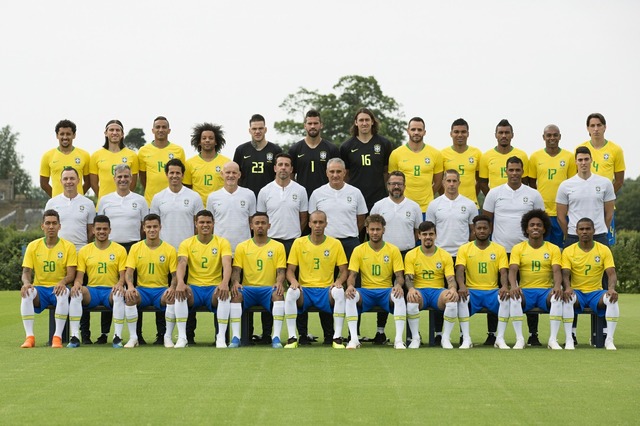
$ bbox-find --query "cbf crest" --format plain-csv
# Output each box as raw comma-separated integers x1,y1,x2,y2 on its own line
560,160,566,167
168,153,175,160
373,144,381,154
596,186,601,193
544,253,550,260
383,255,390,263
595,256,601,263
109,254,116,261
323,250,330,257
159,255,166,263
57,252,63,259
604,154,610,161
468,157,475,164
424,157,431,165
490,253,496,261
215,166,222,173
75,158,81,164
436,262,442,270
266,153,274,162
320,151,327,160
347,196,353,203
267,250,273,258
212,248,218,256
183,199,190,207
122,157,128,163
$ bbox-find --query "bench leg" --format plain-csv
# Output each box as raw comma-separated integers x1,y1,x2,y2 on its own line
241,310,253,346
591,313,605,348
428,310,436,346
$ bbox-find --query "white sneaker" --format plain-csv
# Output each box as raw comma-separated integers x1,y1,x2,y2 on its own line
346,340,361,349
441,338,453,349
547,340,563,350
564,340,575,350
216,339,227,348
164,336,174,348
408,338,421,349
513,338,526,350
124,338,138,348
494,338,510,349
394,340,406,350
605,339,617,351
459,340,473,349
174,337,188,348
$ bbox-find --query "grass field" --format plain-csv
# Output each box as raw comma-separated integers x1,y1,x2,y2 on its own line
1,291,639,425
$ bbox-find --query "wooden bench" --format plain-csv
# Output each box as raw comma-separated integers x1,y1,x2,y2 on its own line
48,305,606,347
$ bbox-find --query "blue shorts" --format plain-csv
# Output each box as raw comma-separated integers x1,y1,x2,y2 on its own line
241,286,273,311
138,287,166,311
521,288,552,312
300,287,333,314
86,286,113,309
468,289,499,315
574,290,606,316
417,288,444,311
545,217,564,248
33,286,61,314
359,288,393,314
190,285,216,312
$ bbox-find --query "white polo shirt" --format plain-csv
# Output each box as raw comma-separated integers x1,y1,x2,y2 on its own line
482,183,544,252
308,183,368,239
45,193,96,251
206,186,256,253
556,174,615,235
150,186,204,251
426,193,477,257
257,180,308,240
97,191,149,244
370,196,422,252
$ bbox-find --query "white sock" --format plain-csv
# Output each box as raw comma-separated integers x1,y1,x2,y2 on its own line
331,287,345,339
284,288,300,339
54,288,69,338
21,287,37,337
563,295,575,343
69,293,83,338
548,295,562,342
346,291,360,341
496,295,510,340
391,294,406,343
443,302,457,341
216,297,231,341
510,297,524,341
125,305,138,340
407,302,420,339
603,294,619,341
230,303,242,340
173,300,187,340
458,299,470,341
272,301,284,341
112,295,125,338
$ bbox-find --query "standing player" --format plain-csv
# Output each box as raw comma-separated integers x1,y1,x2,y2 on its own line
231,213,287,348
388,117,443,211
455,215,511,349
40,119,90,197
339,108,393,212
288,109,339,198
122,214,177,348
233,114,283,198
19,210,77,348
404,221,459,349
183,122,230,205
68,216,127,348
562,218,619,350
138,116,187,206
89,119,139,200
478,119,529,195
441,118,482,206
284,210,348,349
345,214,406,349
173,210,232,348
508,210,566,350
425,169,476,343
528,124,576,247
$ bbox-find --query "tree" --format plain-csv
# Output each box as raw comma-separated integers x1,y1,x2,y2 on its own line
614,177,640,231
0,125,37,198
124,128,146,151
274,75,406,150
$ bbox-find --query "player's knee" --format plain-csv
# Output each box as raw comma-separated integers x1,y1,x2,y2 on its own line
331,287,345,301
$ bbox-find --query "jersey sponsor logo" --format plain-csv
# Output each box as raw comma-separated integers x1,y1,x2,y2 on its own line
109,254,116,261
266,153,274,161
323,250,330,257
168,154,175,160
383,255,390,263
373,144,381,154
436,262,442,270
544,253,550,260
267,250,273,258
490,253,496,260
320,151,327,160
159,255,166,263
212,248,218,255
57,252,64,259
75,158,81,164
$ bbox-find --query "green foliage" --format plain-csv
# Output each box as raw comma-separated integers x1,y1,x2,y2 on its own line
615,177,640,231
274,75,405,148
611,230,640,293
0,226,43,290
124,128,146,151
0,125,37,198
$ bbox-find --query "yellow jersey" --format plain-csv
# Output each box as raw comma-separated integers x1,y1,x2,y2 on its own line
233,238,286,286
40,147,90,196
509,241,561,289
89,147,139,199
138,142,186,205
528,148,576,215
288,236,347,288
183,153,231,205
177,235,232,286
22,238,77,287
456,241,508,290
348,242,404,289
388,144,443,210
441,145,482,206
479,147,529,189
77,241,127,287
561,242,615,293
578,140,625,183
126,240,177,288
404,246,454,289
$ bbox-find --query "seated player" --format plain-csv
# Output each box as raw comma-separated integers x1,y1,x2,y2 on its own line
345,214,407,349
456,215,511,349
19,210,77,348
173,210,233,348
231,213,287,348
69,215,127,348
508,209,566,350
562,217,619,350
284,210,348,349
404,221,459,349
123,214,177,348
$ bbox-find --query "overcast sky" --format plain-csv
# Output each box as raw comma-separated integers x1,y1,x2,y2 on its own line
3,1,639,185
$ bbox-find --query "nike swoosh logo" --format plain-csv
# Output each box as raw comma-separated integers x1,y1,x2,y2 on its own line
351,149,358,153
298,154,305,158
244,156,251,159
